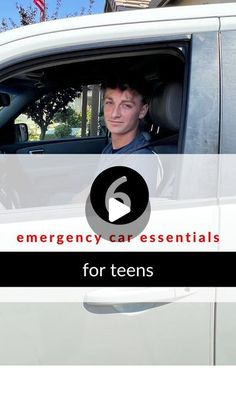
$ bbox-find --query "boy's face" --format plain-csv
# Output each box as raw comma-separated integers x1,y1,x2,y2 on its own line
103,87,148,137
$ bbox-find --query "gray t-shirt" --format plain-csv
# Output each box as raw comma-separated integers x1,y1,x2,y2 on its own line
102,133,154,154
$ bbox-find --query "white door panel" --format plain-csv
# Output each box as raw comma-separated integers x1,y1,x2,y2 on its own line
0,302,213,365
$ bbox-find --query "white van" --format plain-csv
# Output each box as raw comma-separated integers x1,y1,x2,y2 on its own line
0,3,236,364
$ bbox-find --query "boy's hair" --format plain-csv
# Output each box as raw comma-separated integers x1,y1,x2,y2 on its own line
102,73,150,104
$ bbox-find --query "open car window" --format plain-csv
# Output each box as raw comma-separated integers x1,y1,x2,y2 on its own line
0,42,188,214
0,43,186,151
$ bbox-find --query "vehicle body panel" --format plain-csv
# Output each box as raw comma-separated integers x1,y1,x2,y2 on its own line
0,3,235,364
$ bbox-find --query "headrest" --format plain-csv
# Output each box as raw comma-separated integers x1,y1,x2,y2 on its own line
149,81,183,131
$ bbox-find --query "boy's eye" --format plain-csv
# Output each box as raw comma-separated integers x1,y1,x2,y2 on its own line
123,103,132,109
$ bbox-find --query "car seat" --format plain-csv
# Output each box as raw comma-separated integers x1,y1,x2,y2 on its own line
148,81,183,153
147,81,183,197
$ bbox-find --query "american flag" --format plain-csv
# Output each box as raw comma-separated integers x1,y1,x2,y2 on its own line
33,0,45,22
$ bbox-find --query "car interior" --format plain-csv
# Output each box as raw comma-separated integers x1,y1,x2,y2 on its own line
0,42,187,209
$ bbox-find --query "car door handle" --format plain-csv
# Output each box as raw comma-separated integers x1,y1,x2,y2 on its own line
83,287,195,314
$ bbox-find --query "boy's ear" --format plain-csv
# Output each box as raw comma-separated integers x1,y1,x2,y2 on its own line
139,103,148,119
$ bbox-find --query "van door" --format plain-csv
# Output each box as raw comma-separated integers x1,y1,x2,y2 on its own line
0,13,221,364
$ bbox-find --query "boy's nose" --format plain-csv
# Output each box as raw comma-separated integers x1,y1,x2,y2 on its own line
111,105,121,118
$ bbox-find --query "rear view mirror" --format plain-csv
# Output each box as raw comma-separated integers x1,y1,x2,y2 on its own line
0,92,10,106
15,123,29,142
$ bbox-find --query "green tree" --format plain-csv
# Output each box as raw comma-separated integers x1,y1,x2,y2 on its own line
0,0,95,139
54,124,72,138
54,108,82,128
26,89,82,141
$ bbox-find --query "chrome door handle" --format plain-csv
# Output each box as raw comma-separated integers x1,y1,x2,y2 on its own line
83,287,196,314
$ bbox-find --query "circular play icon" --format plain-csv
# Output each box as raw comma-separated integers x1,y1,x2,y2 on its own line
90,166,149,224
85,166,151,241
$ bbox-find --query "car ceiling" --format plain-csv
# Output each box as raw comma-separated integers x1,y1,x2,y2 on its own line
2,49,184,93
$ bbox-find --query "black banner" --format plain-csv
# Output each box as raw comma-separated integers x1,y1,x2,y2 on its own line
0,252,232,286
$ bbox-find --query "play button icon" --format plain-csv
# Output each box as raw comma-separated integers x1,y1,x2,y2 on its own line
108,197,131,222
85,166,151,241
